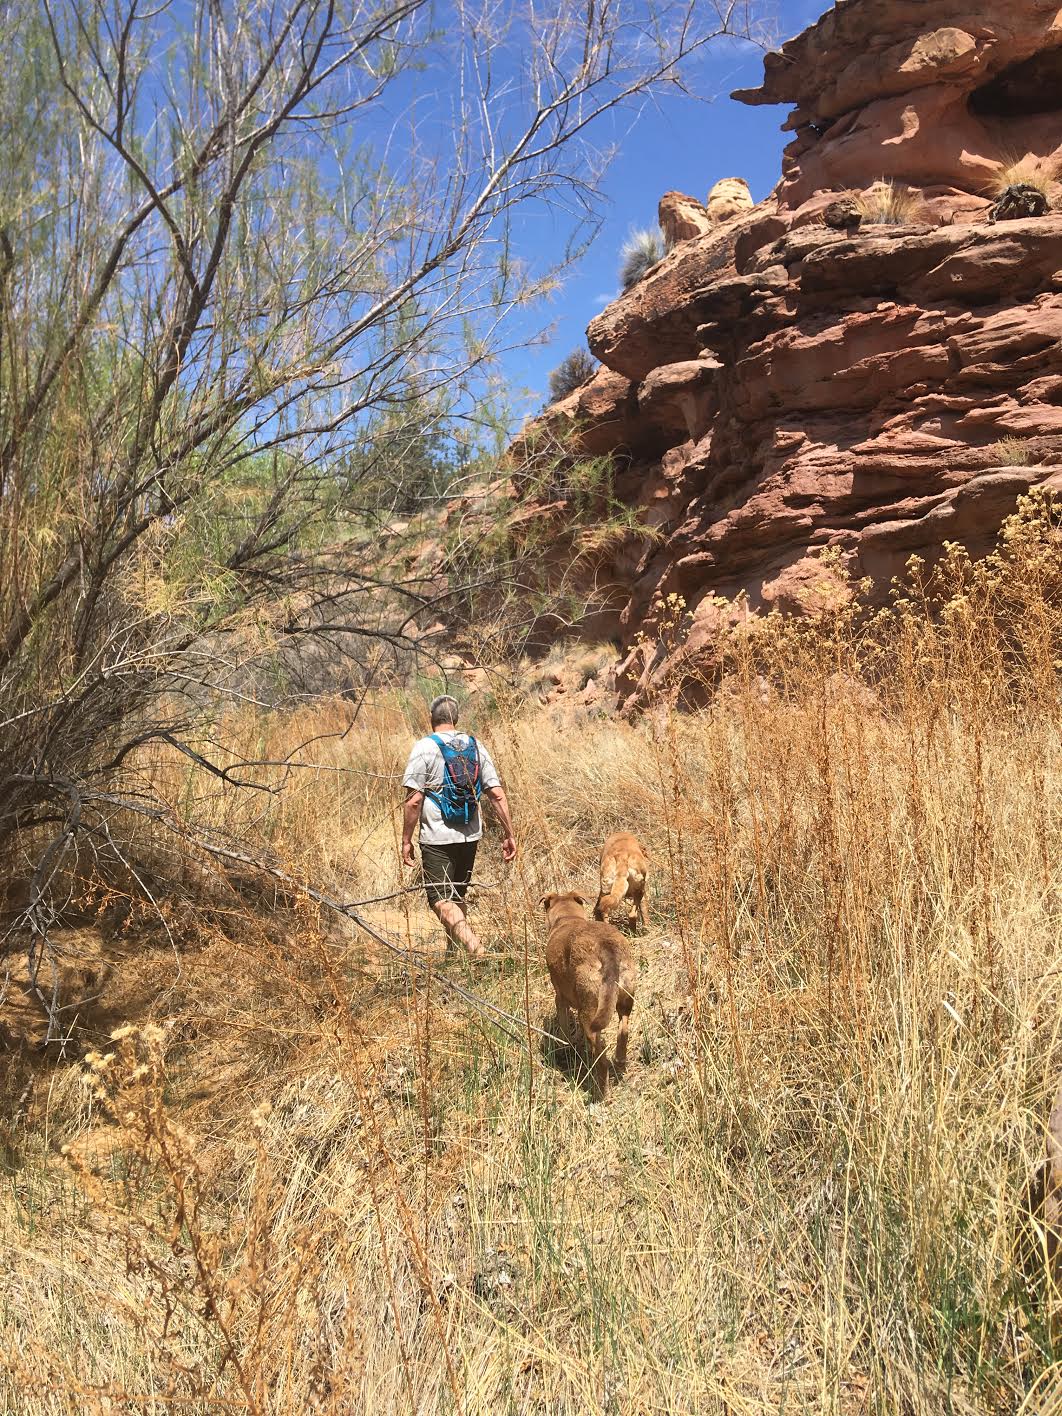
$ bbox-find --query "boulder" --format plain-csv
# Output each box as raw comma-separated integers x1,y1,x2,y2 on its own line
823,196,863,233
659,190,715,246
705,177,754,223
637,358,722,442
988,183,1051,221
510,366,639,464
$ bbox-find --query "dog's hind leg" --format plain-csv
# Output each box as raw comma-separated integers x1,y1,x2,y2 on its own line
594,881,628,923
614,990,634,1075
592,1033,610,1100
579,1019,609,1100
554,991,574,1046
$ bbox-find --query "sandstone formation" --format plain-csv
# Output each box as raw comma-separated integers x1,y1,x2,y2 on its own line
659,190,715,246
734,0,1062,222
510,0,1062,709
705,177,754,224
659,181,756,251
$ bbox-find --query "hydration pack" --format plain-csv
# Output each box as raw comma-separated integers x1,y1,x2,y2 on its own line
426,733,482,826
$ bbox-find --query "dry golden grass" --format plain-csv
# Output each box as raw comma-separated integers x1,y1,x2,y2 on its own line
984,161,1056,201
2,494,1062,1413
993,436,1038,467
855,180,930,227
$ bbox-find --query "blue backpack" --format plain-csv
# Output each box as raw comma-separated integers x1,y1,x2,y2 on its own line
426,733,482,826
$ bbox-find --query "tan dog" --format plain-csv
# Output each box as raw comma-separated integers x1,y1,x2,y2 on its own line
542,892,635,1100
593,832,650,932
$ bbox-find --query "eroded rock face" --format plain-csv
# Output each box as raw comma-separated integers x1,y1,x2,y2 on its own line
512,0,1062,709
735,0,1062,218
586,204,782,381
616,216,1062,705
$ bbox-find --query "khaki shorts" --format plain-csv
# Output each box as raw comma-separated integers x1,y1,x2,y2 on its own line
420,840,478,907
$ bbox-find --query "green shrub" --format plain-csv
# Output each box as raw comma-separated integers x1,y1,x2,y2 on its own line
547,349,597,403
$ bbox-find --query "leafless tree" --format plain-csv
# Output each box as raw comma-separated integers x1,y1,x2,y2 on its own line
0,0,757,1036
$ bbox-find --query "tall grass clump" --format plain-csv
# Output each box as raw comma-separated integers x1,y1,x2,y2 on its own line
984,160,1055,200
856,179,929,226
619,227,666,290
1,492,1062,1412
992,435,1039,466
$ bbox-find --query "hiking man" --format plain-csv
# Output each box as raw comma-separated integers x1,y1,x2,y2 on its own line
401,695,517,958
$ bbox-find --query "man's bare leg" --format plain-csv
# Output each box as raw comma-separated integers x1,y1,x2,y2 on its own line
432,899,485,958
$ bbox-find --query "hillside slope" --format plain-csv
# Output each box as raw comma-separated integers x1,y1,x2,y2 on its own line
2,503,1062,1411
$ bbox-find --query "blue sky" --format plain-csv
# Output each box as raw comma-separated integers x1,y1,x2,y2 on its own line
503,0,824,417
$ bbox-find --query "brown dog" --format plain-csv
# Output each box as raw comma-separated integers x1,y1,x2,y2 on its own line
593,832,650,932
541,892,635,1099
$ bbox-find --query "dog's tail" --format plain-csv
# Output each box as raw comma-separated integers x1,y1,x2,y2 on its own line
598,935,622,983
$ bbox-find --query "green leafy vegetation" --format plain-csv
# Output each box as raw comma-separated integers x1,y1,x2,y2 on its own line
548,348,598,403
0,0,746,982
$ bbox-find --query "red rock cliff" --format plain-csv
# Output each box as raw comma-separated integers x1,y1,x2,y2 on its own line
511,0,1062,709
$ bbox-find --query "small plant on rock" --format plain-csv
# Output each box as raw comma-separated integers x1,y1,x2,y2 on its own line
984,161,1054,200
548,348,597,403
992,435,1038,466
856,179,928,226
619,227,666,290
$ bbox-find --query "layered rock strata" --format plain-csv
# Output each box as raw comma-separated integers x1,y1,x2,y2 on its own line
511,0,1062,708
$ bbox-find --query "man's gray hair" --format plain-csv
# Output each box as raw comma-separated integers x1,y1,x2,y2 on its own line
430,694,460,728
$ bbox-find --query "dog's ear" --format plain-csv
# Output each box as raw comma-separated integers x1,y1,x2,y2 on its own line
540,893,554,911
571,893,587,908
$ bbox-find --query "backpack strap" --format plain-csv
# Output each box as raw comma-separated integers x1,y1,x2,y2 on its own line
424,735,447,803
429,732,478,761
466,736,480,792
456,735,480,785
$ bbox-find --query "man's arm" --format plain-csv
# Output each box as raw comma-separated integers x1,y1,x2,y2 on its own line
402,789,424,866
484,785,517,862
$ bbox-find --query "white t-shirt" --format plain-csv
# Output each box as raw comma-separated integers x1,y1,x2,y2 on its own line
402,731,502,845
